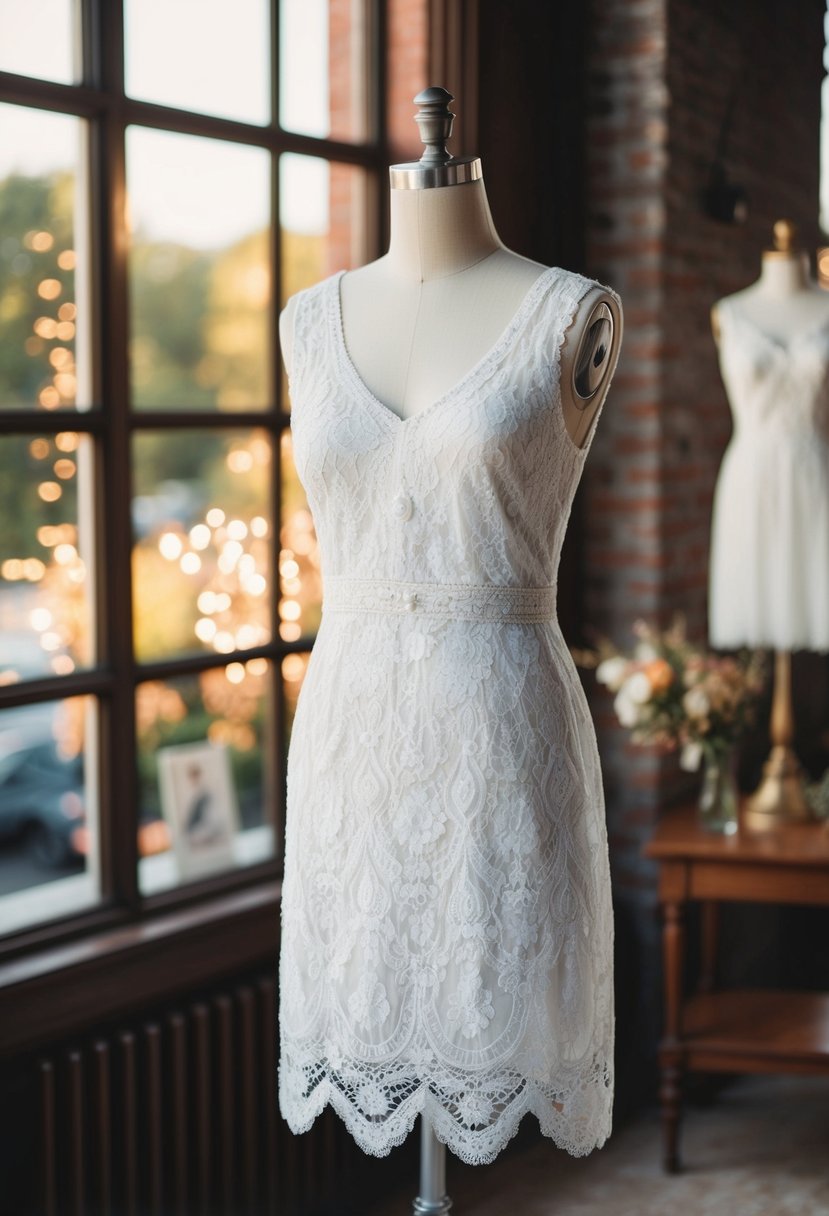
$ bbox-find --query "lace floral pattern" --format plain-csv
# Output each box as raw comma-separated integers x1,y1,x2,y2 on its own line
278,264,620,1165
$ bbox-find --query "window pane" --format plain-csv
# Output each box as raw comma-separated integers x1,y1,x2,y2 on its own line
0,696,100,935
280,154,368,307
0,1,78,85
0,433,95,681
279,430,320,640
125,0,270,126
0,104,92,411
280,0,371,141
137,662,274,895
132,430,271,663
126,127,271,411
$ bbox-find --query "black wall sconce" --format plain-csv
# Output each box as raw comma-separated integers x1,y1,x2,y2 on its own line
701,83,748,224
703,161,749,224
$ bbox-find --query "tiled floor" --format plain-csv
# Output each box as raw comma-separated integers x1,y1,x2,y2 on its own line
366,1074,829,1215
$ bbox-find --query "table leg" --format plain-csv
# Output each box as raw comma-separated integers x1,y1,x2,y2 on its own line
660,899,685,1173
698,900,719,995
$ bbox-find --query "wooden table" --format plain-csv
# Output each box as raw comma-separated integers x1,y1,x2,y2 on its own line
642,801,829,1172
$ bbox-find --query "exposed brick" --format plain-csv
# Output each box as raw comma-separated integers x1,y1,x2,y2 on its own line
583,0,823,916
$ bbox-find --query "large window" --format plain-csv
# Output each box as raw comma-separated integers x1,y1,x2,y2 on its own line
0,0,406,942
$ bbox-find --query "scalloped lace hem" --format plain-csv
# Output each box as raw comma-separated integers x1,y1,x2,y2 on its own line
278,1065,614,1167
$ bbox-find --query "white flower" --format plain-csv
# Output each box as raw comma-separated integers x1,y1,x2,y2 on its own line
634,641,659,662
596,656,629,691
614,687,642,728
624,671,653,704
680,741,703,771
613,672,651,728
683,686,711,719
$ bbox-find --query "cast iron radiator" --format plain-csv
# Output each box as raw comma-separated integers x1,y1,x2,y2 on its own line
35,970,358,1216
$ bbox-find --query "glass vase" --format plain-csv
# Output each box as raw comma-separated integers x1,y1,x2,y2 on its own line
698,745,740,835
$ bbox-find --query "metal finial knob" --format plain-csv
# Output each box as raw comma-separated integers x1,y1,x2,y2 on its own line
773,218,798,252
413,87,455,165
388,84,480,190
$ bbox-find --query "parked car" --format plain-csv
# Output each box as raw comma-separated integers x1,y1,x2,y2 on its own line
0,739,86,868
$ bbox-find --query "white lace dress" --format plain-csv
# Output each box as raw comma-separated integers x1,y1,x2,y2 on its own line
709,299,829,652
277,264,617,1166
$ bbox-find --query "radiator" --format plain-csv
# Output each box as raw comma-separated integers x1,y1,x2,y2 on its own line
36,972,356,1216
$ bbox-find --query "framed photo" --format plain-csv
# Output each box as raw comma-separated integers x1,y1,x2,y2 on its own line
157,741,239,879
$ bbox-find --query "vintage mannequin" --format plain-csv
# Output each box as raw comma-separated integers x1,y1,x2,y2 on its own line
279,86,621,1215
281,89,622,452
710,219,828,830
710,218,829,341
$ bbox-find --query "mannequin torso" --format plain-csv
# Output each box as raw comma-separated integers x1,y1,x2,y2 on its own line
281,177,622,449
707,223,829,656
711,247,829,346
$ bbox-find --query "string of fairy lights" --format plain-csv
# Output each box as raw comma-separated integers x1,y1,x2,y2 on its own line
1,229,320,752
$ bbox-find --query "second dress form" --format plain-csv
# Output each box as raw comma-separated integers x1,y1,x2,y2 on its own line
709,220,829,651
709,219,829,826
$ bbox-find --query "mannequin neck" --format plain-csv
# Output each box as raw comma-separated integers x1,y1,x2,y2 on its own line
757,250,811,296
385,177,504,281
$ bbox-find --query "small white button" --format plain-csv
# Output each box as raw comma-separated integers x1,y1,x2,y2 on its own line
391,492,413,522
403,594,417,611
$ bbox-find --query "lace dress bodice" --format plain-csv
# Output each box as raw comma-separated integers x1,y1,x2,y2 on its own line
290,267,596,591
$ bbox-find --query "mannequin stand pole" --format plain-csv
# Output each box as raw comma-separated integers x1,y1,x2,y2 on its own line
412,1114,452,1214
744,649,812,830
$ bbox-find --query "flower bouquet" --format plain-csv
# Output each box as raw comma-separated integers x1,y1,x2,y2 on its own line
575,616,766,833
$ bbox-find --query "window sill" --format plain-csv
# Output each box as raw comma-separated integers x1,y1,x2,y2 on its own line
0,876,282,1058
0,826,278,938
139,824,275,895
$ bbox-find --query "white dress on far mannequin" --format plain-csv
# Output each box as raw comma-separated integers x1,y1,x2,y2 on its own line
709,297,829,652
277,265,617,1166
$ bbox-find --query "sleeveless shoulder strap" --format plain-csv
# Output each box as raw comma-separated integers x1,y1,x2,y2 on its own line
283,274,334,401
552,266,620,339
514,266,614,385
536,266,621,458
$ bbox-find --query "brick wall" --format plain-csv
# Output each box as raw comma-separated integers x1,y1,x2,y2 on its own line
326,0,428,274
387,0,430,163
584,0,825,1109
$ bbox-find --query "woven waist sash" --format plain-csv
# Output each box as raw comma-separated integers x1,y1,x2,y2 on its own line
322,576,557,623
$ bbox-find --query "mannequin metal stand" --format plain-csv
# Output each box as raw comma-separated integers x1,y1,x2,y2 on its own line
412,1114,452,1214
397,87,468,1216
744,648,812,829
328,84,619,1213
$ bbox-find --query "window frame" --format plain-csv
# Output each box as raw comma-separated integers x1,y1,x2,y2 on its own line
0,0,390,961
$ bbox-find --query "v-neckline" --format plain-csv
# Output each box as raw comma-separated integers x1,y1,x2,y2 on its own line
330,264,560,430
726,305,829,355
